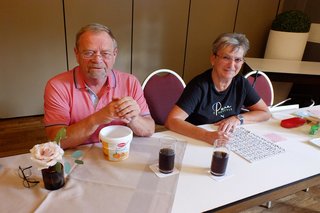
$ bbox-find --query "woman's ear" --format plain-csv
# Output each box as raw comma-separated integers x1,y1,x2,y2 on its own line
210,54,216,66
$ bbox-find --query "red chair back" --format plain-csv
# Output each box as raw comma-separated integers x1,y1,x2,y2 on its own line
143,70,185,125
245,71,274,106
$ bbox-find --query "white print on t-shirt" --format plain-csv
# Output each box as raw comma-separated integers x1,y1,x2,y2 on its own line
212,102,232,118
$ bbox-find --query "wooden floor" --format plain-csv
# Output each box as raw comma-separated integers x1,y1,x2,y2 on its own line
0,115,48,157
1,116,320,212
241,186,320,213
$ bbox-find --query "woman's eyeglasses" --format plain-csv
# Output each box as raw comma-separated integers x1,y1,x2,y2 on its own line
215,54,244,64
18,166,40,188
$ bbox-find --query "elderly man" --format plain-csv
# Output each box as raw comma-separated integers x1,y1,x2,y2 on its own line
44,23,154,149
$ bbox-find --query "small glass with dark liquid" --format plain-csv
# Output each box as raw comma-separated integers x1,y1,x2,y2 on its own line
210,139,229,176
159,137,176,174
41,162,65,190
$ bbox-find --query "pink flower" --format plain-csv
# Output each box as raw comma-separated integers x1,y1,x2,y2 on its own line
30,142,64,170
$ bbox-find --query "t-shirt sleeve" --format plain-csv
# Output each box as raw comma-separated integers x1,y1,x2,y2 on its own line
243,78,261,107
176,80,203,115
43,79,71,127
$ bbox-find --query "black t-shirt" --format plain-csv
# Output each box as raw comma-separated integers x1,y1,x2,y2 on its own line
176,69,260,125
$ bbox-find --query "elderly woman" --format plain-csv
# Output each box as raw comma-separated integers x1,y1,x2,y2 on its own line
165,33,271,145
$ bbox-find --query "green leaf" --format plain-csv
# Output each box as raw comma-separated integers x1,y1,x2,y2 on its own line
54,128,67,144
75,159,84,164
64,161,71,174
54,162,63,173
71,150,84,159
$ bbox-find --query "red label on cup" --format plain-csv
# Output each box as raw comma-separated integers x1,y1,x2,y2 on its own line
118,143,126,147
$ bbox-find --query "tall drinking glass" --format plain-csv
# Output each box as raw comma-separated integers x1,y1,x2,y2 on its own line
210,138,230,176
159,137,176,174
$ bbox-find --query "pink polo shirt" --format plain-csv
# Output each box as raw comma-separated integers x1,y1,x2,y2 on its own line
44,66,150,143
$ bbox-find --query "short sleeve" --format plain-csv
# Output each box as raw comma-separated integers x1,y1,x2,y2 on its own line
176,80,203,115
43,77,71,127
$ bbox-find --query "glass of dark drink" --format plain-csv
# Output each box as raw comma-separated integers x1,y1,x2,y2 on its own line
159,137,176,174
41,162,65,190
210,139,229,176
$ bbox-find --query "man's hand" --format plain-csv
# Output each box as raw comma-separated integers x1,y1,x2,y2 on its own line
114,96,141,123
96,99,121,123
96,96,141,124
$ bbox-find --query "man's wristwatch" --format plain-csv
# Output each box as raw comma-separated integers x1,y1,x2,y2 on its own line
236,114,244,125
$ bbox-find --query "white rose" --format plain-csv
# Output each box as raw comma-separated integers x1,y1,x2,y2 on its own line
30,142,64,170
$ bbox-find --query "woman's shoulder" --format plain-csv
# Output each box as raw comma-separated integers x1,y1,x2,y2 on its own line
234,73,246,80
233,74,247,85
189,69,212,85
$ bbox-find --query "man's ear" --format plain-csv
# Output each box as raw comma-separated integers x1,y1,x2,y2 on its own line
74,47,80,63
113,48,118,57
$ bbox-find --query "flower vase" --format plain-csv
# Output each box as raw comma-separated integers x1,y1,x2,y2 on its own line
41,162,65,190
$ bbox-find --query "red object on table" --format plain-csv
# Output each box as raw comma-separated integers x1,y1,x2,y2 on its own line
280,117,306,128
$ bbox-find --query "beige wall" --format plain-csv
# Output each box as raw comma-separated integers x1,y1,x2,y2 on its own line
0,1,66,118
0,0,282,118
64,0,132,73
132,0,190,82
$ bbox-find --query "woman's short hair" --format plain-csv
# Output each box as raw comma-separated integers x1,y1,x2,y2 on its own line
212,33,249,56
75,23,117,49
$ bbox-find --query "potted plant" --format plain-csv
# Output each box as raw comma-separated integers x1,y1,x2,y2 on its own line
264,10,311,60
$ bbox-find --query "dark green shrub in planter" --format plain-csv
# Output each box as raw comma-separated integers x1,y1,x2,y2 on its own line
271,10,311,33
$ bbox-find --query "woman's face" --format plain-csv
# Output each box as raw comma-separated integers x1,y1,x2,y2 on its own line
210,46,245,80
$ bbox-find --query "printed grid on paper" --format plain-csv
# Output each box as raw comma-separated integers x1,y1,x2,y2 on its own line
229,127,285,163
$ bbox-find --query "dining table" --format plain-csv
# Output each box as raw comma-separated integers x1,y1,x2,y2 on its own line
1,105,320,213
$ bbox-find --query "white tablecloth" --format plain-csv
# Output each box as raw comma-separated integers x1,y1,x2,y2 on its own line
0,137,186,213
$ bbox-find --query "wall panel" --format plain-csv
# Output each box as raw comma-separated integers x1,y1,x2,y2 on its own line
0,0,66,118
64,0,132,74
132,0,190,83
184,0,238,83
235,0,280,57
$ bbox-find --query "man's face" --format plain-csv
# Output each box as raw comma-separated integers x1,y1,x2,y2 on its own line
74,31,117,81
210,46,245,80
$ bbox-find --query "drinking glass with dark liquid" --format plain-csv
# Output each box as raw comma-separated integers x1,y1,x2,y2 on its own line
210,139,229,176
159,137,176,174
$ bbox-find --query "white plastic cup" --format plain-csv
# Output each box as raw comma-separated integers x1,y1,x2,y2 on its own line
99,125,133,161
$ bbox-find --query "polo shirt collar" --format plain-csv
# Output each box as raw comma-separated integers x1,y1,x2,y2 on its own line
73,66,116,89
108,70,117,88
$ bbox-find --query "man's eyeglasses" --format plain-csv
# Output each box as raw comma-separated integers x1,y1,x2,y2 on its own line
18,166,40,188
80,50,115,60
215,54,244,64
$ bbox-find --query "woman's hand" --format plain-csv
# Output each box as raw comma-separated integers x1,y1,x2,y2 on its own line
214,115,241,134
205,130,231,145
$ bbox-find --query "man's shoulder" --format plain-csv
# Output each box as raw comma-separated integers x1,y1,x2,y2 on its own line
112,69,134,77
112,69,139,82
48,69,73,82
46,69,75,91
